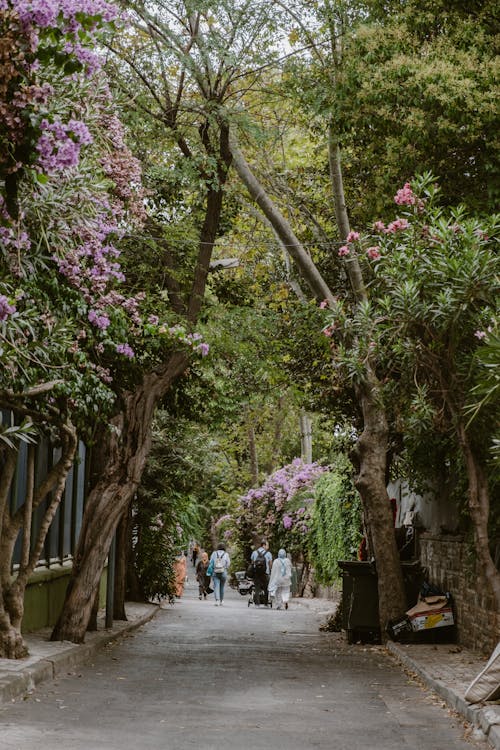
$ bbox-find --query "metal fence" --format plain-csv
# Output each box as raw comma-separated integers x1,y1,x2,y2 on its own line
8,430,87,571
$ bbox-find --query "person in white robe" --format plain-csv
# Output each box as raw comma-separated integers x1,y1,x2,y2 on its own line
268,548,292,610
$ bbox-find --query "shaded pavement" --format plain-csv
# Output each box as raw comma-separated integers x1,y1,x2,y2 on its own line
0,571,497,750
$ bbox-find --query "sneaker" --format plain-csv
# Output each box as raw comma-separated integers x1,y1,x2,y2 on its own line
285,602,288,610
199,595,202,600
220,601,223,606
214,601,219,606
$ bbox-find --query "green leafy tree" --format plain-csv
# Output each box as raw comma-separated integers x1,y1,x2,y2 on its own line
321,174,500,609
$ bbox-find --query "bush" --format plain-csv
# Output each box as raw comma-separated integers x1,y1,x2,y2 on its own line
309,458,362,584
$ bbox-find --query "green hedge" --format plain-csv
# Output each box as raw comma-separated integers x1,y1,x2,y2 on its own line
309,458,362,584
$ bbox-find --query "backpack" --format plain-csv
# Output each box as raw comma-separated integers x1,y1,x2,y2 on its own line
214,552,226,574
253,549,267,576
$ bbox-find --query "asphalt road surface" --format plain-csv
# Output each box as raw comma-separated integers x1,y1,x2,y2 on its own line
0,574,479,750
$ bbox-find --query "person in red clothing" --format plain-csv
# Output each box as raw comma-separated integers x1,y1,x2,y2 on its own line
173,551,187,598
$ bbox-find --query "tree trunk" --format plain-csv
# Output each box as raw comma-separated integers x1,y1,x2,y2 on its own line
126,504,145,602
352,379,406,626
300,409,312,463
457,422,500,612
230,130,407,636
229,135,335,305
51,356,188,643
327,132,406,634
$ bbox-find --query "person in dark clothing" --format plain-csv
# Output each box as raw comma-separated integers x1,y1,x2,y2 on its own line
191,543,199,567
250,540,272,606
195,551,211,600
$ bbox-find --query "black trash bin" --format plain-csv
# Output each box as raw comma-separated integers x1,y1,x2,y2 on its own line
339,560,425,644
340,560,380,644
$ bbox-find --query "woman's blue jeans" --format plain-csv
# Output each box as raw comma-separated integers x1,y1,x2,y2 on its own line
213,572,227,601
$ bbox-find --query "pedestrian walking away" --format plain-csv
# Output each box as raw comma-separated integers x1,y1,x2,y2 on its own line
172,551,187,598
208,542,230,605
268,548,292,609
191,542,200,568
250,539,272,606
195,551,212,600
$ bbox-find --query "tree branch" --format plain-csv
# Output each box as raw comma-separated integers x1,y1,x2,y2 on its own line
229,132,335,305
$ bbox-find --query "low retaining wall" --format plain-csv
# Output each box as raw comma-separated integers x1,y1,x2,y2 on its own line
22,563,107,633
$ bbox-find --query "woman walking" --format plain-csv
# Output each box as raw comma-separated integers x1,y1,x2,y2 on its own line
172,551,187,598
196,551,211,600
209,542,230,606
268,548,292,610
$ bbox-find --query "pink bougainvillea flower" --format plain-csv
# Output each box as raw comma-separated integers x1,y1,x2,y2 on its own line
373,221,385,232
338,245,350,257
0,295,16,321
116,343,135,358
346,230,360,242
196,342,210,357
474,330,487,340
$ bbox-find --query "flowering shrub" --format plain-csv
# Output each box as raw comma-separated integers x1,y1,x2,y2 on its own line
0,0,119,188
0,0,211,426
232,459,328,560
321,172,499,486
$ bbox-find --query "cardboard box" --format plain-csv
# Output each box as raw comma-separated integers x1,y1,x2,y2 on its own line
406,595,455,632
408,608,454,632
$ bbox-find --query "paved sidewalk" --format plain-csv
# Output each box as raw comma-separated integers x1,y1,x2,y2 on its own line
388,641,500,750
0,602,158,704
1,596,498,748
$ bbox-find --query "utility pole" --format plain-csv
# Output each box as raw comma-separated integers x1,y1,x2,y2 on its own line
300,410,312,463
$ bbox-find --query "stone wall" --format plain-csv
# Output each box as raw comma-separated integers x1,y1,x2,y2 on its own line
419,534,499,655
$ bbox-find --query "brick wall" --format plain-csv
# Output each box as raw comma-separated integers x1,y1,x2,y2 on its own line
419,533,499,655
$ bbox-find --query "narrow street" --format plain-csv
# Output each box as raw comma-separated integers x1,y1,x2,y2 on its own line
0,572,477,750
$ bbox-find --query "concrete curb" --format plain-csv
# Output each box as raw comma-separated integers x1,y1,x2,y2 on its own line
387,641,500,750
0,603,159,705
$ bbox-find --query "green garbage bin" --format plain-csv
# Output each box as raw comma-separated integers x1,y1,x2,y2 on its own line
339,560,425,644
340,560,380,644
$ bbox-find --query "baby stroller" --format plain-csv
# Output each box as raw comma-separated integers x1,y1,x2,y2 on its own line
235,571,271,608
234,570,254,599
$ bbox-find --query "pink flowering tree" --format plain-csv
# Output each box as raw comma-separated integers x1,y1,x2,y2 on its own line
0,0,129,659
232,459,328,566
321,174,500,612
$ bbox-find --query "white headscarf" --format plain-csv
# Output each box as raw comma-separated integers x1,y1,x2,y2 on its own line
278,548,287,576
